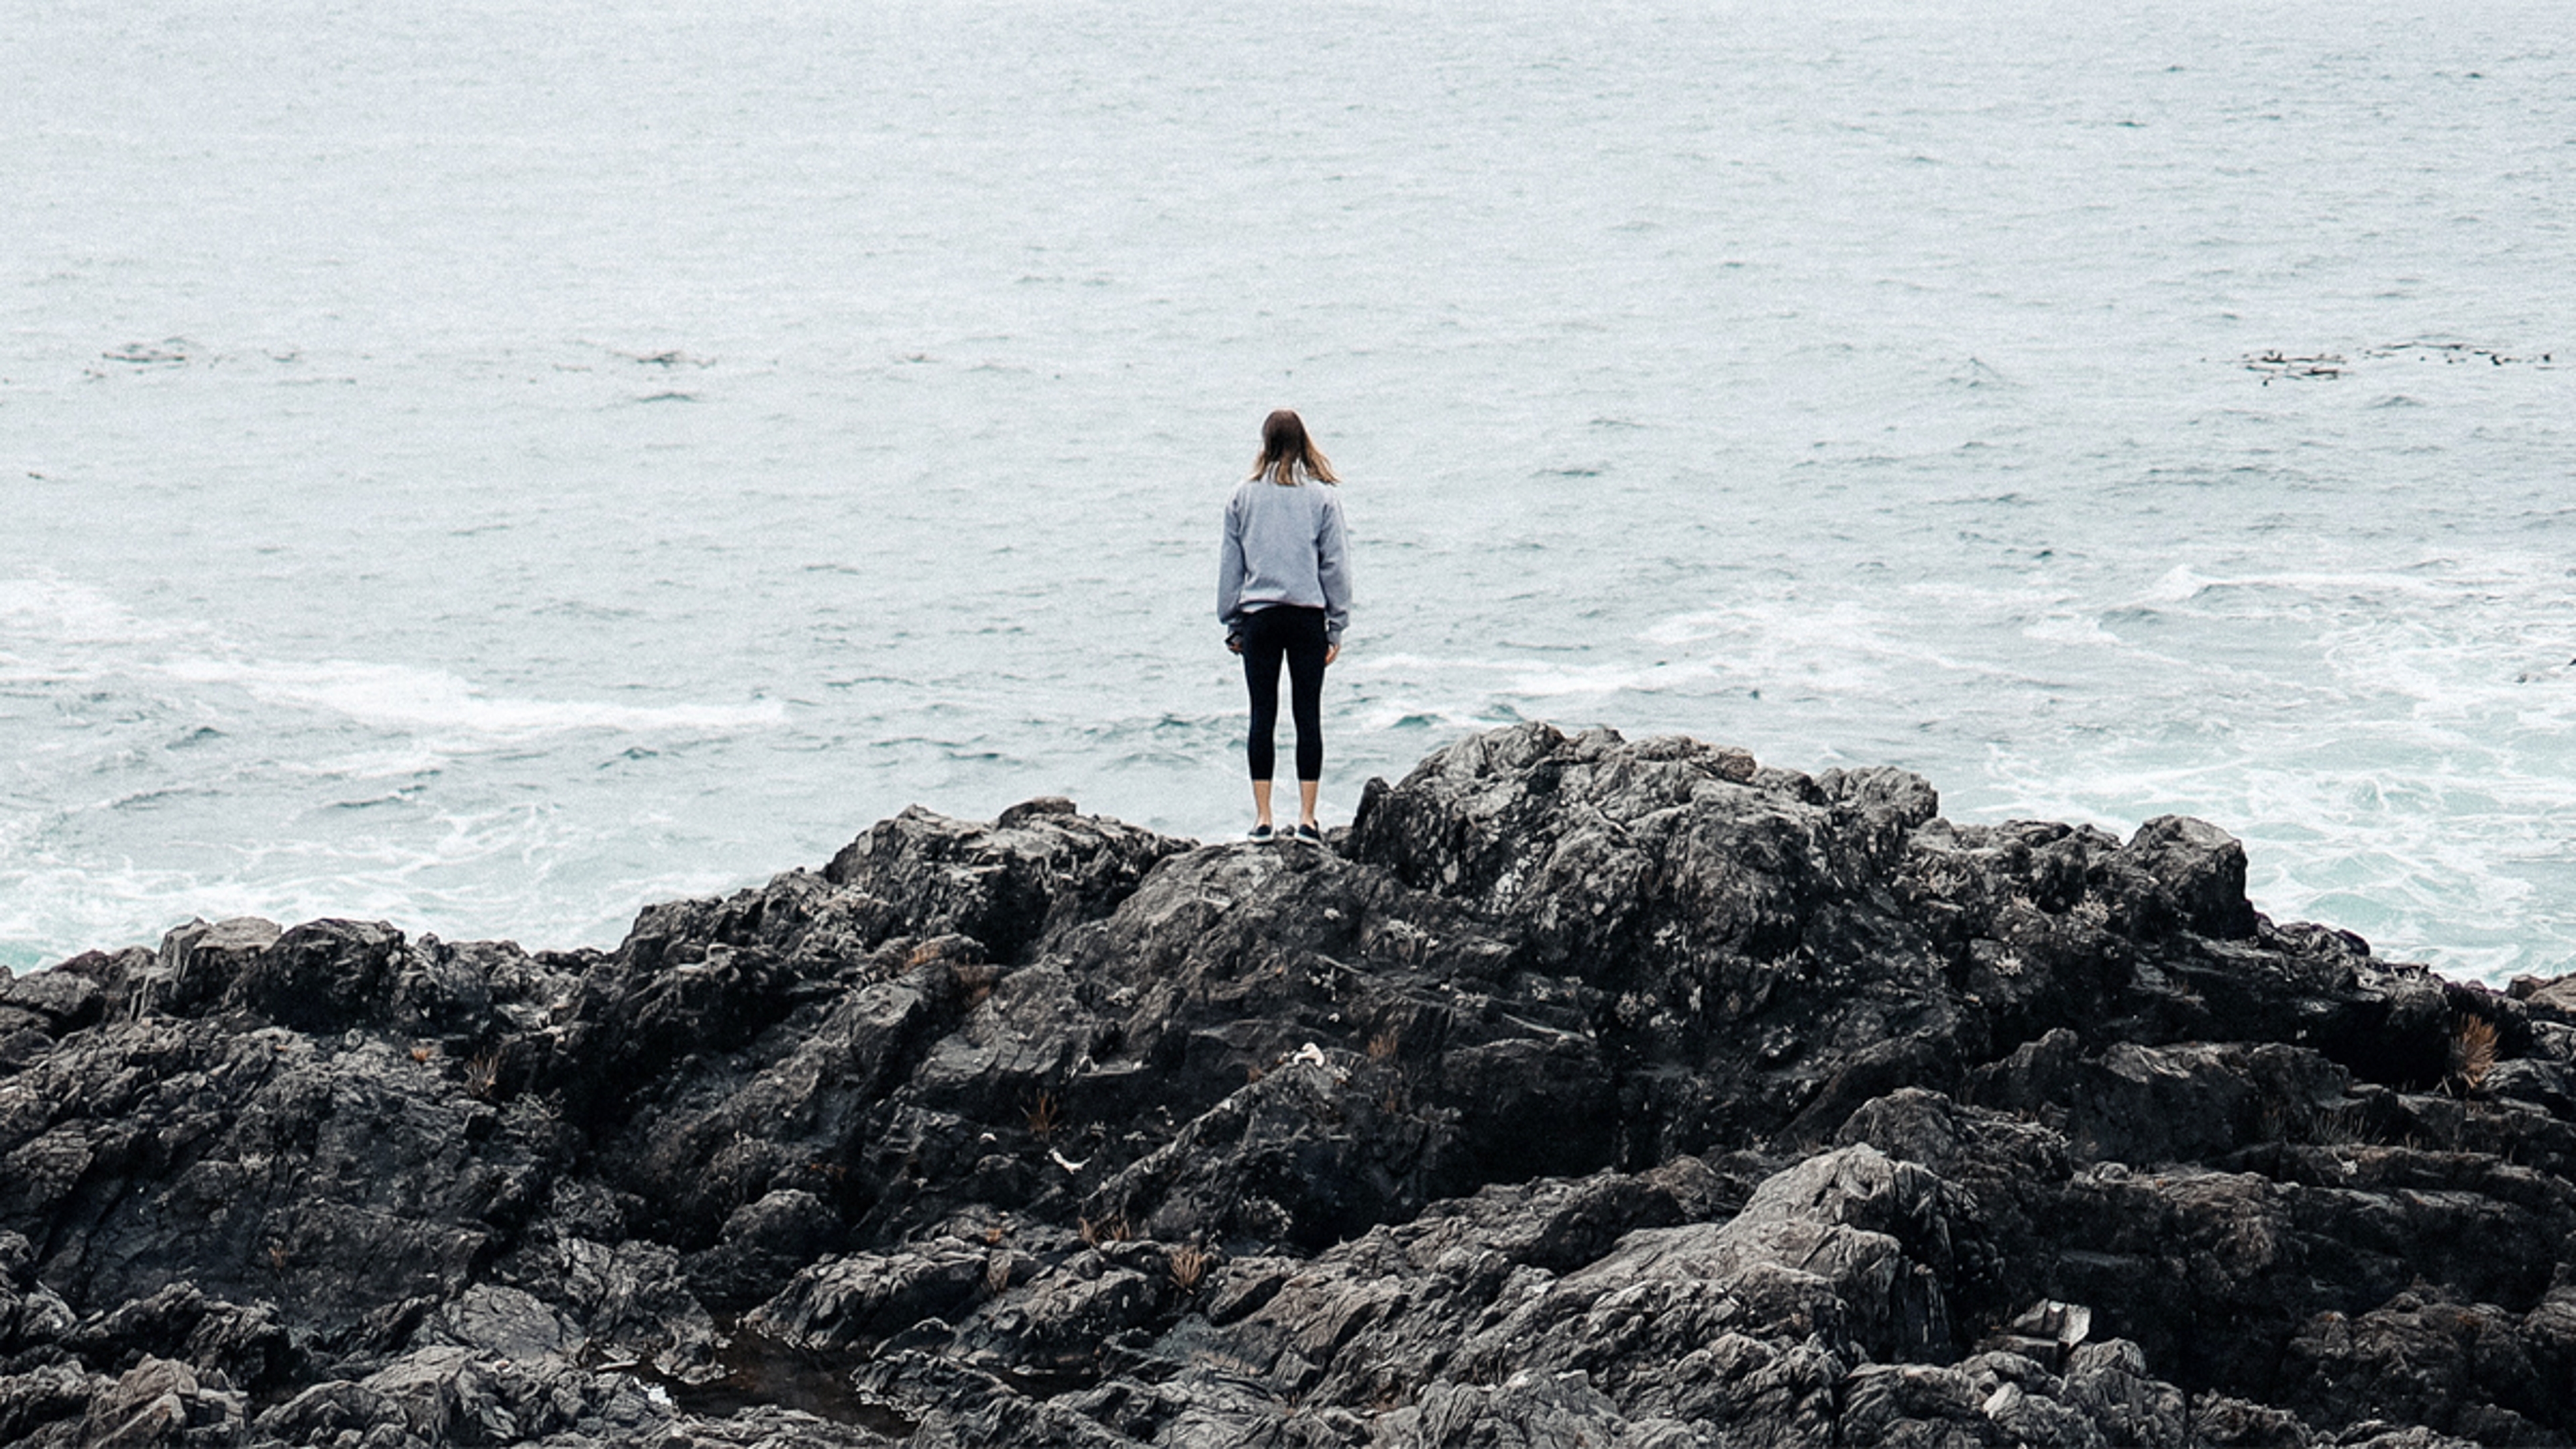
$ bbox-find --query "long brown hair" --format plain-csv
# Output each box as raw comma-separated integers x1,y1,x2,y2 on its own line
1251,409,1339,486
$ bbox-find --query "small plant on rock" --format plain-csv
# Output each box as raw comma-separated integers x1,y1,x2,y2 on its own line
1079,1214,1131,1247
2305,1102,2365,1149
464,1049,502,1102
2452,1014,2500,1091
1366,1028,1400,1062
1169,1244,1212,1294
1023,1090,1062,1140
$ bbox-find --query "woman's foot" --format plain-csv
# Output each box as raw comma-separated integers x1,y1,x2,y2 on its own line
1249,823,1275,842
1295,822,1323,843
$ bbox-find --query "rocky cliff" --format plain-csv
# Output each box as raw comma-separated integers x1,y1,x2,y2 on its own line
6,722,2574,1448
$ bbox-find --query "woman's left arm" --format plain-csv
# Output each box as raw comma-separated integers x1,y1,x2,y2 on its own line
1316,489,1352,651
1217,490,1248,635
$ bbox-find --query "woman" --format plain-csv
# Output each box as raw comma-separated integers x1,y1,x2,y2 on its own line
1216,409,1352,842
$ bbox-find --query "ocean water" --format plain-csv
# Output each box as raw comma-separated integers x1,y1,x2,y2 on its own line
5,0,2570,981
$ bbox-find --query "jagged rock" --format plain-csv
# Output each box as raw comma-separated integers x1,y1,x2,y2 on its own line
1,1228,76,1352
0,966,104,1038
2276,1290,2567,1443
0,1361,106,1448
2106,814,2261,939
3,723,2575,1446
79,1356,244,1448
386,936,515,1045
2189,1391,2318,1447
822,802,1193,965
685,1189,847,1312
61,1283,297,1395
2514,971,2576,1022
1371,1369,1714,1447
415,1284,576,1362
1967,1029,2354,1165
0,1017,569,1366
1083,1047,1455,1250
156,917,282,1016
227,918,408,1032
956,1245,1165,1373
747,1242,996,1350
504,1232,720,1383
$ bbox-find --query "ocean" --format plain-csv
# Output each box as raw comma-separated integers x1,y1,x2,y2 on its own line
5,0,2571,982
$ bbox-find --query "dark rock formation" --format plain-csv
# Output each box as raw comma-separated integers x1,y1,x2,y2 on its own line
3,722,2570,1446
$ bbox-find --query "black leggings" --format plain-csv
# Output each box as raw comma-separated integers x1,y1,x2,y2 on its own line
1240,605,1328,782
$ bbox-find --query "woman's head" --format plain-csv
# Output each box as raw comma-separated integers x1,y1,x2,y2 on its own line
1254,409,1338,486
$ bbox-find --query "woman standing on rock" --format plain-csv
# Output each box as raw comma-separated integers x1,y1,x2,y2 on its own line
1218,409,1352,843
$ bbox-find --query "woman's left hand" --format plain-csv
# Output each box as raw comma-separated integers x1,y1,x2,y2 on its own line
1325,643,1341,665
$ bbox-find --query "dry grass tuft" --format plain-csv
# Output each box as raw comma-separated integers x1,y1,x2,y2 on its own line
2453,1015,2501,1090
1169,1244,1213,1293
1022,1090,1062,1140
464,1049,502,1101
1366,1028,1400,1062
2306,1102,2365,1149
1079,1214,1132,1247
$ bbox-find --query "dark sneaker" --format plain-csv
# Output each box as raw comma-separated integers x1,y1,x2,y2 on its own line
1249,823,1275,842
1295,822,1323,843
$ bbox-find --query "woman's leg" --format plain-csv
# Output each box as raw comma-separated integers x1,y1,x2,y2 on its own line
1241,610,1287,821
1282,608,1330,818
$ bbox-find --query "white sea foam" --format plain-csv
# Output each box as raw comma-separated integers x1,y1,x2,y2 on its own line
155,657,788,739
2021,614,2121,647
1,575,782,741
0,796,677,965
1505,659,1724,699
0,576,220,680
1637,611,1736,647
2140,566,2215,605
278,747,455,782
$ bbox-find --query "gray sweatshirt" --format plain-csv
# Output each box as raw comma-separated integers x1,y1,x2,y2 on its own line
1217,476,1351,643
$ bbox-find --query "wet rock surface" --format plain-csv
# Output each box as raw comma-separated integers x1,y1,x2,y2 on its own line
4,722,2573,1445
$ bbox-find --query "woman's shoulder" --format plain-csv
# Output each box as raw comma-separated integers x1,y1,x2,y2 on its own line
1230,475,1343,509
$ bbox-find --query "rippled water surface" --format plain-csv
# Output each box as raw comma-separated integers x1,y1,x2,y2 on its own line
5,1,2571,979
